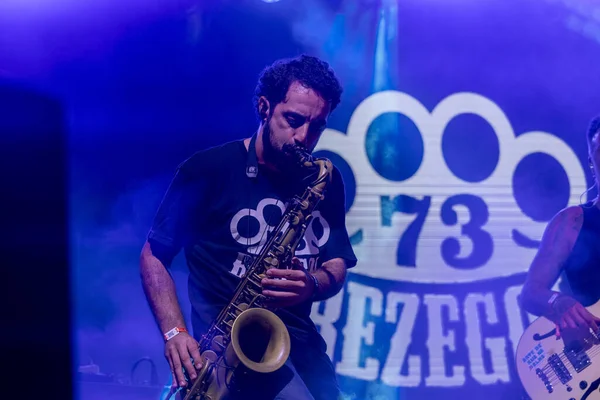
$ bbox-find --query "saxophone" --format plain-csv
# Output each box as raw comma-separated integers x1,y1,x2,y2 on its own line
176,147,334,400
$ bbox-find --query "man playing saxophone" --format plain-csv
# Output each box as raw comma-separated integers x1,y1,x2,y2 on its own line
140,54,357,400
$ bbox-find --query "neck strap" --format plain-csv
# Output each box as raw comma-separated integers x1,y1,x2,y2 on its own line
246,133,258,179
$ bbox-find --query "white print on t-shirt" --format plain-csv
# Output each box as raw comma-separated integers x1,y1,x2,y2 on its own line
228,197,330,278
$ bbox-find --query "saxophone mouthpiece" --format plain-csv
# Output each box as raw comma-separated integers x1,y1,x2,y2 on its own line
291,145,313,165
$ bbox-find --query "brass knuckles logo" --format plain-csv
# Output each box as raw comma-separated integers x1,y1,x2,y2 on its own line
229,197,330,257
314,91,586,283
230,198,286,253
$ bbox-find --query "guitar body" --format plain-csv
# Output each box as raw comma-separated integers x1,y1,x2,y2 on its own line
516,299,600,400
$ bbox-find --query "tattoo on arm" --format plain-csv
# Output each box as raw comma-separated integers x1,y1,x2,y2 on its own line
520,207,582,318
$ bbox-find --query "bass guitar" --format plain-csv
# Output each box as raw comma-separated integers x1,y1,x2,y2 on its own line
515,299,600,399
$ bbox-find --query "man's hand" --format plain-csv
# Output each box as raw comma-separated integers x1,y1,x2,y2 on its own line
261,257,316,308
165,332,203,389
550,295,600,338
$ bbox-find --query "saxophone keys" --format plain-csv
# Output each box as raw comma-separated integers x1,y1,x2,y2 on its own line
210,336,225,351
227,311,239,320
290,213,302,225
254,273,266,282
247,276,261,287
263,256,278,268
202,349,219,361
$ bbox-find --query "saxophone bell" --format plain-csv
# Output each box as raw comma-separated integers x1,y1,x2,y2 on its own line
230,308,291,373
178,307,291,400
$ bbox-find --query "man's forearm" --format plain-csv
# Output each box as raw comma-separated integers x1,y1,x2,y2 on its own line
312,258,347,301
521,284,576,321
140,242,187,335
519,206,582,320
520,284,557,317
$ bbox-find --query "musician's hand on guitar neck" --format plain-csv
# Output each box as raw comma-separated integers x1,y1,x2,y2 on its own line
165,332,203,389
550,295,600,338
261,257,316,308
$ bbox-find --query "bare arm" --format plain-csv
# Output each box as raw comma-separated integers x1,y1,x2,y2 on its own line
140,241,187,334
312,257,348,301
140,240,202,388
520,206,582,318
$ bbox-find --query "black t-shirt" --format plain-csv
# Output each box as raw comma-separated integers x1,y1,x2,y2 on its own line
147,139,357,349
563,203,600,307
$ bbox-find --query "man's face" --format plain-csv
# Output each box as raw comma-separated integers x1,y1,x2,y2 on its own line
262,81,330,171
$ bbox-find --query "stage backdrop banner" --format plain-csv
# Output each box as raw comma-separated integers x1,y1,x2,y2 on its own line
286,1,600,399
309,92,586,400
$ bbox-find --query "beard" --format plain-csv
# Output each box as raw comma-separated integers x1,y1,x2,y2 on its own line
262,118,303,174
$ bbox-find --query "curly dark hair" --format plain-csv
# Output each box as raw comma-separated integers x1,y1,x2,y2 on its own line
588,115,600,145
252,54,343,121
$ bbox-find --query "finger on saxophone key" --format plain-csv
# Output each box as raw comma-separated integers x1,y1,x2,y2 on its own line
290,257,303,269
188,342,203,372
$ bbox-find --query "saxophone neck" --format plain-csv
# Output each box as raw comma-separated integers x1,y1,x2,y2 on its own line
292,147,333,188
311,157,333,189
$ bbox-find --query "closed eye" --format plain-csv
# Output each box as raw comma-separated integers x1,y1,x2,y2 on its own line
285,112,305,128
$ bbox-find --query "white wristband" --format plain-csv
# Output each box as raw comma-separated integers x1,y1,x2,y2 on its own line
547,293,559,306
164,327,187,341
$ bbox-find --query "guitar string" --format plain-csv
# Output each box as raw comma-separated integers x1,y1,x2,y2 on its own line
541,331,600,365
533,332,600,379
541,347,600,377
537,345,600,385
540,342,600,373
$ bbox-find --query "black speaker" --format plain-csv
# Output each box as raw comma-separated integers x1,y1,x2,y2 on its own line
0,79,71,398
